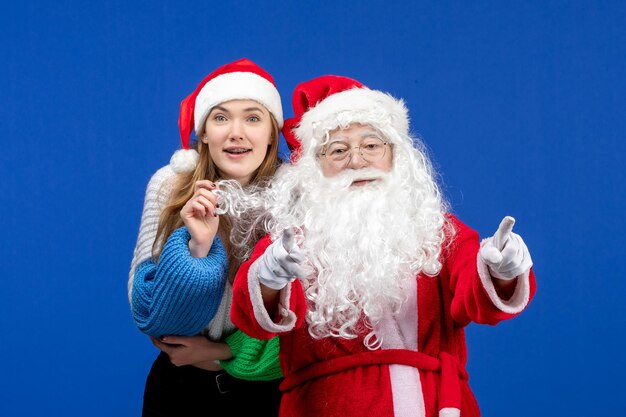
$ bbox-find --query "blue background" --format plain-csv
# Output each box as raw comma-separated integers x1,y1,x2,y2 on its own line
1,1,624,416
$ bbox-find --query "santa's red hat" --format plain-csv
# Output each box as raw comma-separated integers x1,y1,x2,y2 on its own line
282,75,409,161
171,58,284,173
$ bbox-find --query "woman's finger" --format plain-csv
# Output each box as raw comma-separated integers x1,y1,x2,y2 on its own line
159,335,190,346
189,201,208,217
150,337,169,352
193,180,217,194
195,188,218,205
194,195,218,217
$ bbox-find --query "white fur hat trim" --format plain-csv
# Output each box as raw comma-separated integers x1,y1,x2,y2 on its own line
170,148,199,173
294,87,409,155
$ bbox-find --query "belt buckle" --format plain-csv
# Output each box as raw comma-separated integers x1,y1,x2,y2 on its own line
215,372,231,394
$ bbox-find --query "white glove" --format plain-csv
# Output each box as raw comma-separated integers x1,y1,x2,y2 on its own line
258,229,306,290
479,216,533,280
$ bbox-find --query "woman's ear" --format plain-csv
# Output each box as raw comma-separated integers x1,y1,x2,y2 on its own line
201,134,209,144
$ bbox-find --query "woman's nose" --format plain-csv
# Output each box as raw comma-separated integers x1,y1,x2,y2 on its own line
229,120,244,140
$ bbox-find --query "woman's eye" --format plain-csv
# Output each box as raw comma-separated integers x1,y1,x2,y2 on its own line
248,116,260,122
214,115,227,122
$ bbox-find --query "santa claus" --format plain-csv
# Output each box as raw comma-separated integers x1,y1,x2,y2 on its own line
223,75,536,417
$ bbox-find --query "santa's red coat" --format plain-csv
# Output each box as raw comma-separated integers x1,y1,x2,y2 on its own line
231,215,536,417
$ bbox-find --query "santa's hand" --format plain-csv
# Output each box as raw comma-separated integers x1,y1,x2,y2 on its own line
479,216,533,280
258,229,306,290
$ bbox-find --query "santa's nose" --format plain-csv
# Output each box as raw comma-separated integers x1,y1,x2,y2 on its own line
345,149,368,168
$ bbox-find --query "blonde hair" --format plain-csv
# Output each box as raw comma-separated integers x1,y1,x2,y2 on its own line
152,115,280,280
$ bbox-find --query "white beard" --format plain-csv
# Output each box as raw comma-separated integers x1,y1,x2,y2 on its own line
273,163,446,349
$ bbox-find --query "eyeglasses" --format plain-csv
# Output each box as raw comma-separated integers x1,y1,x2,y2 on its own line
319,137,389,166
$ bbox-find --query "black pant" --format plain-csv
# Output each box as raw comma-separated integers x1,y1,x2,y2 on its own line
142,352,283,417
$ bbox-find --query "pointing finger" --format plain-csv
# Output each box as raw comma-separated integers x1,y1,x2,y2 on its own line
282,228,297,250
493,216,515,251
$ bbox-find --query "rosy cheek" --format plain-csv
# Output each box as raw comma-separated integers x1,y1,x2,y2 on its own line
322,165,340,177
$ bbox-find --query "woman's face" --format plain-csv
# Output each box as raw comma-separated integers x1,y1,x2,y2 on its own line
202,99,273,185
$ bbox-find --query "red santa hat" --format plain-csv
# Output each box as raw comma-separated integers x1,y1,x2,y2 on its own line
171,58,284,173
282,75,410,161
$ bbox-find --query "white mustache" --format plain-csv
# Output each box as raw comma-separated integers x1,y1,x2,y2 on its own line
324,168,390,189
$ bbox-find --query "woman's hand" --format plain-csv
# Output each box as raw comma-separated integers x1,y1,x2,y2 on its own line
150,335,233,368
180,180,220,257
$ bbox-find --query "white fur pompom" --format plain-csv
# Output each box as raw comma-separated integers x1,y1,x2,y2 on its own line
170,149,199,173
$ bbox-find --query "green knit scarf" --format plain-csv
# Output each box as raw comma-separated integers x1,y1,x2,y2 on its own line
219,330,282,381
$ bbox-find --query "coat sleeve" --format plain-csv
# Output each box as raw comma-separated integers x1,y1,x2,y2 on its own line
131,227,228,338
231,234,307,340
443,215,536,326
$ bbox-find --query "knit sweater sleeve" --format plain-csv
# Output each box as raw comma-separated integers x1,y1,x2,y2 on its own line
219,330,283,381
131,227,229,338
128,165,176,302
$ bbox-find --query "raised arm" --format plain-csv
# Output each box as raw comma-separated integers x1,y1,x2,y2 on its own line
444,215,536,326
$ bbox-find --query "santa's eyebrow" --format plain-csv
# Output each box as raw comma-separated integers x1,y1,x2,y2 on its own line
328,130,382,143
359,131,383,139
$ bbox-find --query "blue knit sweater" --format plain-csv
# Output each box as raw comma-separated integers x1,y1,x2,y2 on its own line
131,227,228,337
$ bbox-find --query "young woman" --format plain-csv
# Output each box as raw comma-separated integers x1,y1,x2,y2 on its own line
128,58,284,417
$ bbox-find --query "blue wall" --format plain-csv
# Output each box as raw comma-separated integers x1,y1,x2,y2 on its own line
1,1,624,415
